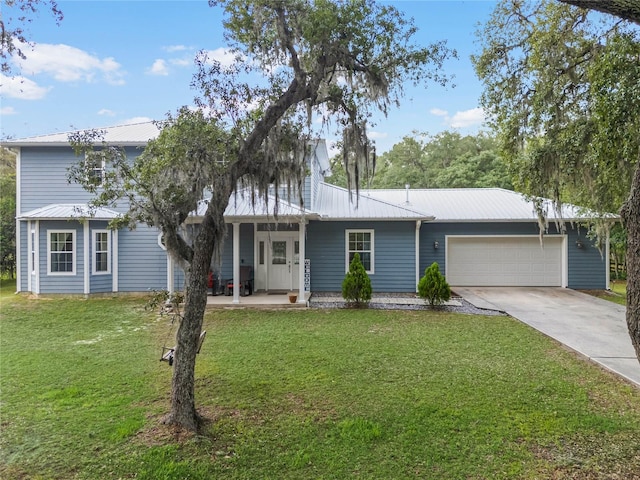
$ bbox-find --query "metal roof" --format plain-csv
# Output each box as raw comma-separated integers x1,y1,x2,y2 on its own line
18,204,121,221
361,188,599,222
2,121,160,147
190,190,319,222
315,183,433,220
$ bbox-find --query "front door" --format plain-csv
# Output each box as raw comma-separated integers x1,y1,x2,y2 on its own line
269,239,291,290
266,236,300,291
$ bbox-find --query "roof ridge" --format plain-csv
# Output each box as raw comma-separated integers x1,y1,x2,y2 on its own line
319,182,433,217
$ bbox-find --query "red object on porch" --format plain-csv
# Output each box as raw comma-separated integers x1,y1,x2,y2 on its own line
224,266,254,296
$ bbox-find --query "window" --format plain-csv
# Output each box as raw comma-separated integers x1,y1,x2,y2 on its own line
31,229,36,274
272,241,287,265
48,230,75,275
259,241,265,265
85,152,105,186
93,230,110,274
346,230,374,273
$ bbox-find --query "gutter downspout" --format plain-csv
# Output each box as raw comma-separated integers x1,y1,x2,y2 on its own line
415,220,422,293
606,228,611,290
14,148,21,292
84,222,90,295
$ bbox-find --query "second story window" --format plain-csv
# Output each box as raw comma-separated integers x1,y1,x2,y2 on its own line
85,152,106,187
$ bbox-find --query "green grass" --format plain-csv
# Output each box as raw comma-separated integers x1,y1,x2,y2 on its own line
585,281,627,306
2,295,640,479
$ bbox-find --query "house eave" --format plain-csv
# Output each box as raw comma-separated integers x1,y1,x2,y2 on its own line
186,213,321,224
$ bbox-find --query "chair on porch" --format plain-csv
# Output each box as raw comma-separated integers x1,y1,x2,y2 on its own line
224,266,254,296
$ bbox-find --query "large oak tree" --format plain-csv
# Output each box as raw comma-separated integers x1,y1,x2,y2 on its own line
474,0,640,360
71,0,454,432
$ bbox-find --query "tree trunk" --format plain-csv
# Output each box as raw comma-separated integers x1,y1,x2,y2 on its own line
621,158,640,362
164,213,219,431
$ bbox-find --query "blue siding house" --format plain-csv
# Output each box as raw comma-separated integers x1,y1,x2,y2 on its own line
3,122,611,301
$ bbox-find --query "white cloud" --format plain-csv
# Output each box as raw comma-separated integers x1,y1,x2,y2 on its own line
164,45,189,53
449,108,485,128
430,107,485,129
430,108,449,117
1,74,51,100
98,109,116,116
1,106,17,115
147,59,169,76
17,42,126,85
202,47,237,67
170,58,192,67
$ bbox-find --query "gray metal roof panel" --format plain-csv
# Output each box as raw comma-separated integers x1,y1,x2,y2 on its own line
315,183,433,220
18,204,121,220
191,190,319,221
2,122,160,147
362,188,600,221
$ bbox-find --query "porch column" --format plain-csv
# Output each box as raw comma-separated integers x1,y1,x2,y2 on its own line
298,221,306,304
233,222,240,304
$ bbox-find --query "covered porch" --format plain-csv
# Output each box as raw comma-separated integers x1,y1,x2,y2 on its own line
205,290,312,308
182,191,318,306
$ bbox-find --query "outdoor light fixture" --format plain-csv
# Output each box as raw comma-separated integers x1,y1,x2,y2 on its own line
434,241,439,249
576,239,584,249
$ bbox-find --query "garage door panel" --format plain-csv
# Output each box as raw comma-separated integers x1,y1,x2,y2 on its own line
447,237,563,287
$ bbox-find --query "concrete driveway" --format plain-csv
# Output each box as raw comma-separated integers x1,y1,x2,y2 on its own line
455,287,640,388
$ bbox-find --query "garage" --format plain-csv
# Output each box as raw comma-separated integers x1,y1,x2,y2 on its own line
446,236,565,287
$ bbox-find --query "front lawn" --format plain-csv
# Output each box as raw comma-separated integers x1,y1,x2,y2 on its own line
1,294,639,479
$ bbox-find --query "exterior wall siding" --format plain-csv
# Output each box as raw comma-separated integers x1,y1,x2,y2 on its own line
421,222,606,289
117,226,167,292
307,221,416,292
219,223,255,282
567,226,607,289
19,222,28,292
19,146,141,214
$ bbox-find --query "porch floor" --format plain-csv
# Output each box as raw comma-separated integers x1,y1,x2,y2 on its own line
206,291,310,308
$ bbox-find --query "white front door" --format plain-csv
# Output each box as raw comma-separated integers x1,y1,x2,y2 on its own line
269,239,291,290
266,236,300,291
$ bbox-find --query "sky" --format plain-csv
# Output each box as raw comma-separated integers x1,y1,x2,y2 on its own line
0,0,497,154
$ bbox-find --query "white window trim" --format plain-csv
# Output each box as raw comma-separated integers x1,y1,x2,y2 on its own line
92,229,111,275
345,229,375,274
47,229,76,276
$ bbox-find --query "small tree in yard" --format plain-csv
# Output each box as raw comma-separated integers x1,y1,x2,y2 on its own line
342,253,372,307
418,262,451,307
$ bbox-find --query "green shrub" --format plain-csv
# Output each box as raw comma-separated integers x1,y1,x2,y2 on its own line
342,253,372,307
418,262,451,306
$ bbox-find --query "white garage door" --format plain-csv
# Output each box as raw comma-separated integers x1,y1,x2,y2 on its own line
446,236,564,287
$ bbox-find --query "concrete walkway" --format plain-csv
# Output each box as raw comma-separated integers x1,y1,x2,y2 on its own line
455,287,640,388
